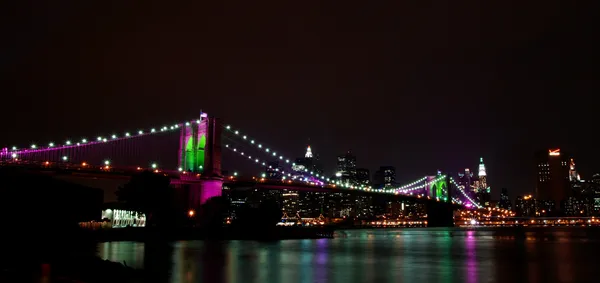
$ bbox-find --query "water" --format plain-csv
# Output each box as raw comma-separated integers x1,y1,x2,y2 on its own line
97,228,600,283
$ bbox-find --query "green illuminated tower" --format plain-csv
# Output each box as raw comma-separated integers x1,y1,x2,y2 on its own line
178,114,222,176
178,119,206,173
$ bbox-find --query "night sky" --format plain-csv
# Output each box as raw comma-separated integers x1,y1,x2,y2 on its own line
1,1,597,199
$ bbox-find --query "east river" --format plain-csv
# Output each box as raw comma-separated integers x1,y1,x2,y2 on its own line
97,228,600,283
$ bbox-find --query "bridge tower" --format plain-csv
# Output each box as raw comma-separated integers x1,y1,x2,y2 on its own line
426,175,455,227
178,114,223,206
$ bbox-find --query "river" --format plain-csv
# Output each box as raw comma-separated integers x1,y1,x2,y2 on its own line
97,228,600,283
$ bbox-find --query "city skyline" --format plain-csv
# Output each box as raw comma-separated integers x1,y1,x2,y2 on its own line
2,2,599,282
2,1,596,199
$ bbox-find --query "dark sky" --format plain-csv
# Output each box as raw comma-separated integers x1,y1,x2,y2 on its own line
1,1,597,199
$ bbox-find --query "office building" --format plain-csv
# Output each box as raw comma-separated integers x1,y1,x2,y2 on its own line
457,168,475,193
477,158,491,206
292,145,323,179
355,168,370,186
535,149,570,210
515,194,536,217
336,150,357,183
374,166,396,188
499,188,511,210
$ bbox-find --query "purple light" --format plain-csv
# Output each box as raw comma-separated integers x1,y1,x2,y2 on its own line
465,203,473,208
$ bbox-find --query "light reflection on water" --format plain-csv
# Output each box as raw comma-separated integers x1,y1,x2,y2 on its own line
97,228,600,283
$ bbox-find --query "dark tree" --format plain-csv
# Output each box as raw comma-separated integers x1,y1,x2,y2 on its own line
115,171,174,228
233,198,282,230
198,196,229,229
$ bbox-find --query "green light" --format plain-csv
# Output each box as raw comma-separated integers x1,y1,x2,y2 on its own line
261,173,266,178
233,172,238,176
151,163,157,169
62,156,68,161
104,160,110,165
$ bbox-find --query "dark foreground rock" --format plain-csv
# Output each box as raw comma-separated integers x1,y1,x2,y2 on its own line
1,256,142,283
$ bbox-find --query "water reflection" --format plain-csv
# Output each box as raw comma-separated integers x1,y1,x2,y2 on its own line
97,228,600,283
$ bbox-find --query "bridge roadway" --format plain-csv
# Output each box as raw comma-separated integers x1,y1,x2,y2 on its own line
0,163,460,208
223,178,461,207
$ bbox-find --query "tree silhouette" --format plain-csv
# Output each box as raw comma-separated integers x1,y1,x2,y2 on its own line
198,196,229,229
116,171,174,228
233,198,282,230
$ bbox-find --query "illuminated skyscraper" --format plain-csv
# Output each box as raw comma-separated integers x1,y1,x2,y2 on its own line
569,158,580,182
478,157,487,190
374,166,396,188
292,145,322,179
476,158,491,207
305,145,313,158
336,150,357,183
458,168,474,193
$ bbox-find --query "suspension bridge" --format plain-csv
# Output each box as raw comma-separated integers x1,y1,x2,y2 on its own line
0,113,484,224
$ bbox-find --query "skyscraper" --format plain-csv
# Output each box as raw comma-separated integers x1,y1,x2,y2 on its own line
305,145,313,158
535,148,570,210
374,166,396,188
476,158,491,207
292,145,323,179
478,158,488,191
457,168,474,193
355,168,370,185
569,158,581,182
499,188,511,210
336,150,357,183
